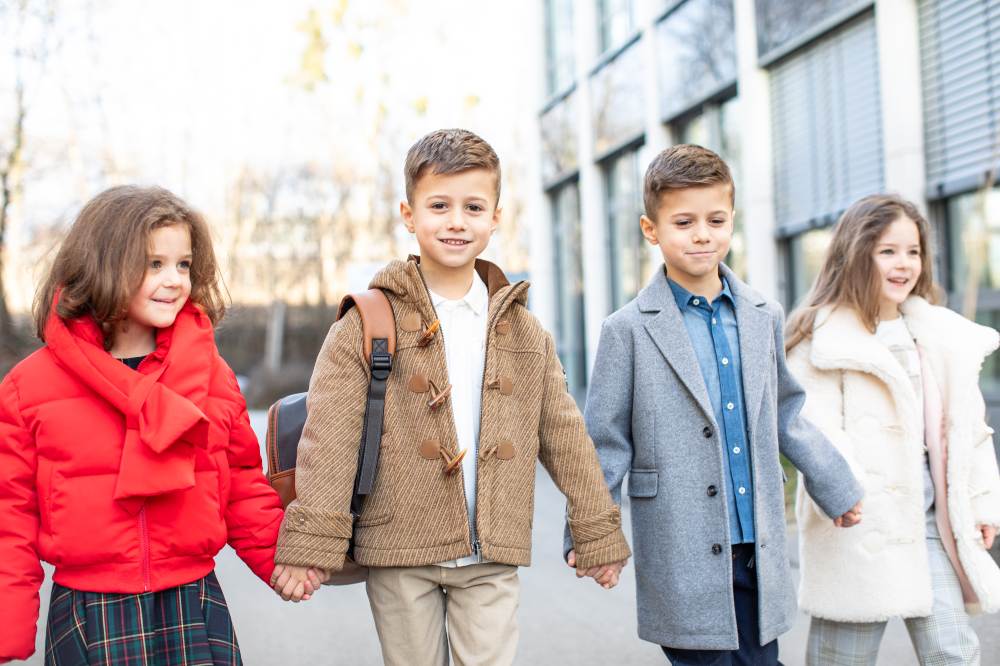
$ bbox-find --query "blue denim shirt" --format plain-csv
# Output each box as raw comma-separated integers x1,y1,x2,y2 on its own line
667,276,755,544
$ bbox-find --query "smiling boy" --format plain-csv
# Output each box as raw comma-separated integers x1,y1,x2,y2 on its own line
576,144,863,664
274,129,630,666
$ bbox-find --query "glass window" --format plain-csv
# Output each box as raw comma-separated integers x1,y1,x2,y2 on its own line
656,0,737,121
770,13,883,230
973,310,1000,397
591,43,645,156
545,0,575,95
598,0,635,54
944,186,1000,408
540,93,580,183
552,182,588,399
755,0,867,58
947,187,1000,293
920,0,1000,196
786,227,834,308
604,149,649,309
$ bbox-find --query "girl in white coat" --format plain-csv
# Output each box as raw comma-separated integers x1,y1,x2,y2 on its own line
785,194,1000,665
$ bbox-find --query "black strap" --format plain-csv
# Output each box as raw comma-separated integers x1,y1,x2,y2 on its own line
351,337,391,516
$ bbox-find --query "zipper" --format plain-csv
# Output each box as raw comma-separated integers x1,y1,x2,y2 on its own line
413,268,478,557
412,265,524,560
470,282,523,562
138,504,151,591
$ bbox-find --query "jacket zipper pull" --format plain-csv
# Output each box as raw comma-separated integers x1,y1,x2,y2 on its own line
473,539,481,563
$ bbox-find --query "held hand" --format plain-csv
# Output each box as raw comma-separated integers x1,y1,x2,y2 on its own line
593,559,627,590
567,550,628,589
270,563,322,602
567,549,600,577
834,500,863,528
979,524,997,550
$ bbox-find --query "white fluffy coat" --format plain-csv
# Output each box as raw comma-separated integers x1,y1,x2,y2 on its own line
788,297,1000,621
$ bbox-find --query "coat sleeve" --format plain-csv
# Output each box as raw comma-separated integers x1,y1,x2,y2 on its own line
966,382,1000,530
561,319,635,559
0,376,43,662
537,328,631,570
274,309,368,571
215,358,284,584
773,309,863,520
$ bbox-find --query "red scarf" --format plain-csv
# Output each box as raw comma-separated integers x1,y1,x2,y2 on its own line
44,297,215,514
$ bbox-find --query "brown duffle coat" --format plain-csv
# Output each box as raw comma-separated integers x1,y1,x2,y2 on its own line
275,257,630,570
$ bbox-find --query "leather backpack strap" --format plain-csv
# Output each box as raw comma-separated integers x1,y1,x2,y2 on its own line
338,289,395,516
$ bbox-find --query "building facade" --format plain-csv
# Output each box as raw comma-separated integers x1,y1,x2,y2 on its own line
532,0,1000,424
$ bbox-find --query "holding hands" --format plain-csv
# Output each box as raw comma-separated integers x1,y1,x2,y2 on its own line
834,500,863,528
979,524,997,550
270,563,330,602
566,549,628,590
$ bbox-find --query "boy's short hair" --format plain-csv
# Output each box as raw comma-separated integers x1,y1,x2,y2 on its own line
404,129,501,204
643,144,735,220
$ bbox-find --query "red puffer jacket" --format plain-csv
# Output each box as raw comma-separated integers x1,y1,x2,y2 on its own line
0,301,283,662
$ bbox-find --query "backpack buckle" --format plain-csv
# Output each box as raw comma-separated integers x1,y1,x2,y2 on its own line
371,350,392,380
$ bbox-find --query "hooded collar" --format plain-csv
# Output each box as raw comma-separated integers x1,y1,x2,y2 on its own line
45,296,215,513
370,256,529,325
428,268,489,317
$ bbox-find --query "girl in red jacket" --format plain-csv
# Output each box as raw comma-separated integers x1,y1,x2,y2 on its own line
0,186,319,665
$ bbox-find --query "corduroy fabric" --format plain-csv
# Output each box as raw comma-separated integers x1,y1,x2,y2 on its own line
275,257,630,571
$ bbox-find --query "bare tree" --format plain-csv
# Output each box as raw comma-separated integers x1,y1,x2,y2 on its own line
0,0,57,348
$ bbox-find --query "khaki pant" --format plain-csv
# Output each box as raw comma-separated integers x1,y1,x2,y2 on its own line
366,562,520,666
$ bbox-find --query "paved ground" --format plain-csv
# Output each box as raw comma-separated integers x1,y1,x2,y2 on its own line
13,411,999,664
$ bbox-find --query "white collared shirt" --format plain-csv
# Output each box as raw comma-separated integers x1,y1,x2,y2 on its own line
429,271,489,567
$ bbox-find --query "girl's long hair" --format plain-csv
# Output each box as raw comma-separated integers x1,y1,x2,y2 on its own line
33,185,227,349
785,194,942,351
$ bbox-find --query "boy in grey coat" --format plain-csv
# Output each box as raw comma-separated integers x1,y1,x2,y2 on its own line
566,145,864,665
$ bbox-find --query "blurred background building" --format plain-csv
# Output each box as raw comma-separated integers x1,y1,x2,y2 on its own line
530,0,1000,429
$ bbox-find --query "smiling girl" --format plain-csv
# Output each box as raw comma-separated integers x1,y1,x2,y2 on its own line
0,186,305,665
785,194,1000,665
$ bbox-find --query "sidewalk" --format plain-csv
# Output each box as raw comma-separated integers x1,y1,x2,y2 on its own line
10,412,999,664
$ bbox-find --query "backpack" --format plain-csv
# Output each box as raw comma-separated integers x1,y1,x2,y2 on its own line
265,288,395,585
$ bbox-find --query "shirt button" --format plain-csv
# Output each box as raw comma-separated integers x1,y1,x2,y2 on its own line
738,487,746,495
693,298,700,305
733,447,741,454
712,543,723,555
722,357,729,366
726,402,734,410
711,318,717,325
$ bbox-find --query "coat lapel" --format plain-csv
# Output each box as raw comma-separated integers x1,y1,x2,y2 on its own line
638,269,716,425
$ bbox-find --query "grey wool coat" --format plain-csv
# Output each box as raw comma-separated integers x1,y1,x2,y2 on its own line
572,265,863,650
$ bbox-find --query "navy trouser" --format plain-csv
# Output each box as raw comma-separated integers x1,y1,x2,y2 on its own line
661,544,781,666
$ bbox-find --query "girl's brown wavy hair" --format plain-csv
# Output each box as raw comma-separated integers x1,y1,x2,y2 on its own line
33,185,226,349
785,193,942,352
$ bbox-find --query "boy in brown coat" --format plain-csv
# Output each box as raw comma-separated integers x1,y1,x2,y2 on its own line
272,128,630,665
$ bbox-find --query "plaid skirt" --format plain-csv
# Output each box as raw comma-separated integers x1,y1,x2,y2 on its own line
44,571,241,666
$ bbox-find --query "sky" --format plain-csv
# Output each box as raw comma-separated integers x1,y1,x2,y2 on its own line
1,0,542,309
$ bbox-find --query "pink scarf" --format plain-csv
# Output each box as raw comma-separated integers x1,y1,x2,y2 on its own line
919,345,978,605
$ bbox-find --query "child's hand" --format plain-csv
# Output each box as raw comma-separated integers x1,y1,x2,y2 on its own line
567,550,628,589
591,559,627,589
979,524,997,549
833,500,863,527
270,563,326,602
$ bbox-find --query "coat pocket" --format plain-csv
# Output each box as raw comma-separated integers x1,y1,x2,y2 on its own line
627,469,658,498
